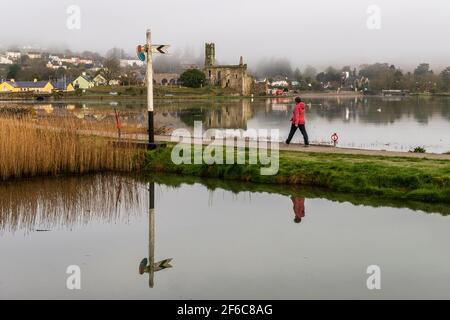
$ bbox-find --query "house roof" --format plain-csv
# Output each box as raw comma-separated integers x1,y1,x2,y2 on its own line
53,79,73,90
93,74,106,80
76,75,93,82
6,81,51,88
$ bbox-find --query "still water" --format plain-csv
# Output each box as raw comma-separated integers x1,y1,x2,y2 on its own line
2,95,449,153
1,174,449,299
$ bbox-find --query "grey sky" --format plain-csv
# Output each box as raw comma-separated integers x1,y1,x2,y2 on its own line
2,0,450,71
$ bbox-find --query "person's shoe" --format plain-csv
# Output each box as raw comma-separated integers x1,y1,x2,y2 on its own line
304,144,310,148
285,140,290,145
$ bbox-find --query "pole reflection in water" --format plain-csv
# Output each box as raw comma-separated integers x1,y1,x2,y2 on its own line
138,181,173,288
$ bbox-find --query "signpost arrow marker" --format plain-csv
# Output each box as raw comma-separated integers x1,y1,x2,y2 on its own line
154,258,173,272
151,45,170,54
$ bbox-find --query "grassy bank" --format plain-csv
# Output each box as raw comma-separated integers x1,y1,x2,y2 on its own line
0,116,145,181
144,173,450,216
144,145,450,204
0,85,365,102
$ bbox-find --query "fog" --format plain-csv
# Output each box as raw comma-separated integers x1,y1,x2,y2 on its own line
2,0,450,71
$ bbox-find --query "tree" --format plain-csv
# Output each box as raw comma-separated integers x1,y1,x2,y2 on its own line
255,58,293,79
439,66,450,92
179,69,205,88
414,63,432,76
6,64,20,79
106,47,127,60
303,66,317,79
413,63,438,92
102,57,121,82
293,68,302,82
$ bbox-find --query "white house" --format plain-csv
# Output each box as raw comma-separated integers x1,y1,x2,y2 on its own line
120,59,145,68
271,80,289,87
27,52,42,59
0,56,13,65
93,74,107,86
6,51,21,61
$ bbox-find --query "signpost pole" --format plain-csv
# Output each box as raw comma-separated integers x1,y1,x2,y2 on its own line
146,29,156,149
148,182,155,288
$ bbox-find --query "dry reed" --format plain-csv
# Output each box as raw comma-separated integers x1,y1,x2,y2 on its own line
0,174,146,233
0,115,145,181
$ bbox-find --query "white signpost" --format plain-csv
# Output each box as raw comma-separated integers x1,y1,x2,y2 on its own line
142,29,170,149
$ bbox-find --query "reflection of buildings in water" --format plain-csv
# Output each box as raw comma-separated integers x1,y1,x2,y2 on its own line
206,99,253,130
33,104,54,114
154,111,187,131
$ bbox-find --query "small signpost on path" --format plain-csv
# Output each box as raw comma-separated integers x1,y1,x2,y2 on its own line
139,29,170,149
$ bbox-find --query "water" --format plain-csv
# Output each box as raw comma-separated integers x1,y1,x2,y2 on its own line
2,95,449,153
1,174,449,299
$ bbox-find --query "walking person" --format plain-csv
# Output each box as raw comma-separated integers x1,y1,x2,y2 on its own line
286,97,309,146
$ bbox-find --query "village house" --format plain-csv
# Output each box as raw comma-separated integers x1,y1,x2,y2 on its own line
120,59,145,68
52,79,75,92
72,74,94,89
27,52,42,59
0,79,54,93
46,60,65,70
0,56,13,65
6,51,21,61
108,79,121,86
93,74,107,86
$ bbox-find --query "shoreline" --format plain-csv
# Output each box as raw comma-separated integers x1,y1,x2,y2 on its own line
2,90,450,102
144,144,450,205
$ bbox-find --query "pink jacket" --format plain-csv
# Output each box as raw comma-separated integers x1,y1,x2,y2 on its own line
291,102,306,125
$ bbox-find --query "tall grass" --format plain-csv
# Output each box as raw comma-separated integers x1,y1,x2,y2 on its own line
0,115,145,181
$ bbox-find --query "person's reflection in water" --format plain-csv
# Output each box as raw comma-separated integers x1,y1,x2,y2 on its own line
291,197,305,224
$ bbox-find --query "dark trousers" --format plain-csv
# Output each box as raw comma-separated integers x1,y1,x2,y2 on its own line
286,124,309,145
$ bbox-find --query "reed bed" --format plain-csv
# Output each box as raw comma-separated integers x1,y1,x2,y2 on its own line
0,115,145,181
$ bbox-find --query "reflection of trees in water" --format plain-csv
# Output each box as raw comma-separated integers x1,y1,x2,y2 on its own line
157,97,450,128
306,97,450,125
0,175,145,233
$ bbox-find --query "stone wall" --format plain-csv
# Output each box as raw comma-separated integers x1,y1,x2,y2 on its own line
203,43,253,96
153,73,179,85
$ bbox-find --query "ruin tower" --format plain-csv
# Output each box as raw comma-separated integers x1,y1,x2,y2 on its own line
205,43,215,67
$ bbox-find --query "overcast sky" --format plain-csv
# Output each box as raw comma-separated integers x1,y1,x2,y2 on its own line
2,0,450,71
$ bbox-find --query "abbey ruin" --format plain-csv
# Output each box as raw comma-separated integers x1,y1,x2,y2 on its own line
203,43,253,96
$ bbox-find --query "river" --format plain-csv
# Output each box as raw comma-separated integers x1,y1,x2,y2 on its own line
1,174,449,299
1,95,449,153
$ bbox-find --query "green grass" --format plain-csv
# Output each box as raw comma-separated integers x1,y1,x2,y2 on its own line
144,145,450,204
140,173,450,216
63,85,242,100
